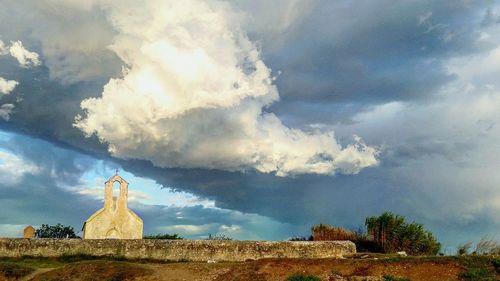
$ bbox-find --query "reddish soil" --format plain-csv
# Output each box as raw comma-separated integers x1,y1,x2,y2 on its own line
2,255,499,281
213,258,466,281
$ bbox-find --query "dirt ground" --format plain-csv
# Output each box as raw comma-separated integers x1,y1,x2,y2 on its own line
1,255,499,281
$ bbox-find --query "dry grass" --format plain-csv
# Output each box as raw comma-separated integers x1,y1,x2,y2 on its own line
474,237,500,255
311,224,358,241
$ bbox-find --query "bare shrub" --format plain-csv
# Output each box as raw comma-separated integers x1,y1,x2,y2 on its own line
311,224,357,241
206,233,232,240
474,237,499,255
457,241,473,256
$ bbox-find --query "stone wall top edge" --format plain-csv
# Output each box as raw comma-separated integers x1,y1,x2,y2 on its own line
0,238,354,244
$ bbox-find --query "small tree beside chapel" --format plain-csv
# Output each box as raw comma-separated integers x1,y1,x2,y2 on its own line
35,224,78,238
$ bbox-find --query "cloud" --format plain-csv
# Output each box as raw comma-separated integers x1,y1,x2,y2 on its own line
0,40,8,55
136,203,296,239
318,40,500,247
156,223,240,237
233,0,320,48
0,2,119,84
158,224,214,236
0,77,18,95
8,41,41,68
0,39,42,123
113,17,500,247
0,104,14,120
254,1,489,129
0,149,39,185
73,0,378,176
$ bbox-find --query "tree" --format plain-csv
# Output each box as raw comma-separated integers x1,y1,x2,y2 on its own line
35,224,78,238
365,212,440,255
365,212,405,251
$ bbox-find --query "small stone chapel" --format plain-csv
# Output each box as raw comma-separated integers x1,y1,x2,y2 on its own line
82,174,143,239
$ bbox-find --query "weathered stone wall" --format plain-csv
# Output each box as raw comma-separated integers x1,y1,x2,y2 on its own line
0,239,355,262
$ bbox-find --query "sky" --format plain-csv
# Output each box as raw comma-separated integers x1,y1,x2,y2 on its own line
0,0,499,251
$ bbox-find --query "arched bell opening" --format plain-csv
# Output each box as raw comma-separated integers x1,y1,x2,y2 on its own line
105,228,119,239
112,180,121,200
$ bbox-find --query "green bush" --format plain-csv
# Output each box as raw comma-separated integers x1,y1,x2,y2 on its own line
458,268,493,280
365,212,441,255
285,273,321,281
383,275,410,281
493,257,500,272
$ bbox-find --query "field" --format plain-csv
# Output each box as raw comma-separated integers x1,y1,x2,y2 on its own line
0,254,499,281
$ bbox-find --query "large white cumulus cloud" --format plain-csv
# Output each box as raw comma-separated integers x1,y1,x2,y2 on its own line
74,0,378,176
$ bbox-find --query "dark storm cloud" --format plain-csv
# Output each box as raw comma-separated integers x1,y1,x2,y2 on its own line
258,1,494,125
0,56,111,155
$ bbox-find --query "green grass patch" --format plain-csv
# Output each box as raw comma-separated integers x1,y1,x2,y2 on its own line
285,273,321,281
454,255,498,281
458,268,493,280
57,253,101,263
30,261,151,281
454,255,493,269
0,261,35,280
380,256,403,263
57,253,127,263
